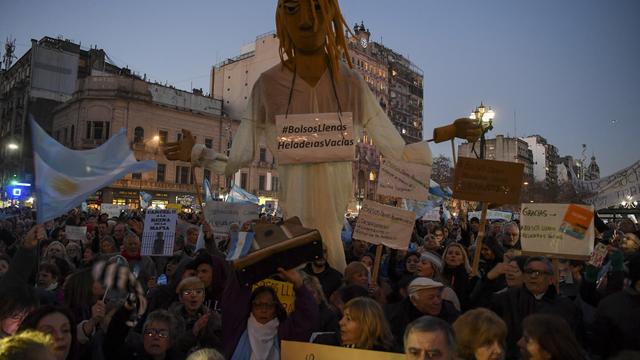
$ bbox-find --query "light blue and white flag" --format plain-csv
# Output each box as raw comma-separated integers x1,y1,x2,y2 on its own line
31,117,157,223
225,231,255,261
226,184,260,204
195,224,206,251
203,178,214,202
139,191,153,209
429,179,452,198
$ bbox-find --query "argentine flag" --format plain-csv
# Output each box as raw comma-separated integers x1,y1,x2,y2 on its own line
203,178,214,202
226,184,260,204
225,231,255,261
31,117,157,223
139,191,153,209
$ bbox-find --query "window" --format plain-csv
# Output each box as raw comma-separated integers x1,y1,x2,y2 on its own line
240,173,248,190
272,177,279,192
157,164,166,182
205,138,213,149
204,169,211,182
134,127,144,143
175,166,190,184
86,121,110,140
259,175,266,191
177,132,183,141
159,130,168,144
259,148,267,162
132,173,142,180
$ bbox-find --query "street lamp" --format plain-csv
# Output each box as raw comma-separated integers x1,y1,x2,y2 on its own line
7,143,18,150
469,102,495,159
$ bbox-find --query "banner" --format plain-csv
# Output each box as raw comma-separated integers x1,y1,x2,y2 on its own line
468,210,513,222
520,203,594,258
65,225,87,241
377,158,431,201
275,112,355,165
100,204,127,219
203,201,260,234
141,209,177,256
252,278,295,314
453,157,524,204
570,160,640,210
353,200,415,250
281,341,404,360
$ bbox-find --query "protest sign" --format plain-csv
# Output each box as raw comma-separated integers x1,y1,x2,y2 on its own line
252,278,295,314
468,210,513,222
203,201,260,234
520,203,594,259
275,112,355,165
281,341,404,360
65,225,87,241
570,160,640,210
353,200,415,250
377,158,431,201
141,209,177,256
453,157,524,204
100,204,127,218
422,208,441,221
166,203,182,211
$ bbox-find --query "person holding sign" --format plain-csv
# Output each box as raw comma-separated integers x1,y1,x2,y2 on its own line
163,0,481,272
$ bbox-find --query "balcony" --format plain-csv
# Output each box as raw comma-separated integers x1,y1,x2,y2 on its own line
110,178,196,192
256,161,275,169
81,138,106,148
255,190,278,198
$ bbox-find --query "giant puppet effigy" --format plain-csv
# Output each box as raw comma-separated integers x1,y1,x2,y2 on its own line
164,0,480,272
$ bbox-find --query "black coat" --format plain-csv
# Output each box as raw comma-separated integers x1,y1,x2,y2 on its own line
490,286,583,360
591,289,640,358
303,263,343,299
385,298,459,349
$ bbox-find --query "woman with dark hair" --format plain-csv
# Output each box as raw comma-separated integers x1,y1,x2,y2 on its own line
223,268,318,359
518,313,585,360
18,305,78,360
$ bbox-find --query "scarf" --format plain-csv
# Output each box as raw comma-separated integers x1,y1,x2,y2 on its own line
120,249,141,262
241,314,279,360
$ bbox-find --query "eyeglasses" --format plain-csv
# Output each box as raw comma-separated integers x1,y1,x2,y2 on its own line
143,328,169,338
181,288,205,296
252,302,276,310
523,269,552,278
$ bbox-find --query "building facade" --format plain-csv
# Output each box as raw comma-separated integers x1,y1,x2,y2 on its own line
458,135,534,182
0,36,120,197
51,75,239,208
523,135,559,187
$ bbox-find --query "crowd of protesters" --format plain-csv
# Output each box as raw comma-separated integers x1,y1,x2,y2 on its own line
0,205,639,360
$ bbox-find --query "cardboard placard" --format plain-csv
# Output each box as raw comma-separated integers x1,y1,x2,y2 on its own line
520,203,594,258
252,278,295,314
275,112,355,165
281,341,404,360
421,208,441,221
166,203,183,211
65,225,87,241
100,204,127,218
141,209,177,256
377,158,431,201
203,201,260,234
353,200,415,250
453,157,524,204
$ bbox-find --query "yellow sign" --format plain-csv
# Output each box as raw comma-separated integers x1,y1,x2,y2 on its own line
281,341,404,360
252,278,295,314
167,203,182,211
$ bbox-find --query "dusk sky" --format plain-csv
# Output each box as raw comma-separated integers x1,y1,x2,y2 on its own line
2,0,638,177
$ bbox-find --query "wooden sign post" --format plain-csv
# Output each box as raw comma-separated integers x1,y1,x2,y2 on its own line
452,157,524,275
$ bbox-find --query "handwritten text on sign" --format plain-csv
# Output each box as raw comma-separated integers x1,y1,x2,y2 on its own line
252,278,295,314
275,112,355,165
353,200,415,250
520,203,594,258
203,201,260,234
65,226,87,241
377,159,431,201
453,157,524,204
141,209,177,256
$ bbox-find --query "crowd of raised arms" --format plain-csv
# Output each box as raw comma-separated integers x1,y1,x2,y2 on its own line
0,206,639,360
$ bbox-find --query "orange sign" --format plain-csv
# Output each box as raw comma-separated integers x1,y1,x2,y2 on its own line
453,157,524,204
559,204,594,240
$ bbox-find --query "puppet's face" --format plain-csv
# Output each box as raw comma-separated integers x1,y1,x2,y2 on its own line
279,0,334,54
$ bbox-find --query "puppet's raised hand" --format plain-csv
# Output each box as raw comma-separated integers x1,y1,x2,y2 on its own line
433,118,482,143
163,129,195,162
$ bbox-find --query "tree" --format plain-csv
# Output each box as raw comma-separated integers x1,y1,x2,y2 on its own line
432,155,454,186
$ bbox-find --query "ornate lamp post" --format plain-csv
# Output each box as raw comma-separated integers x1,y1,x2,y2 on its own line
469,102,495,159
